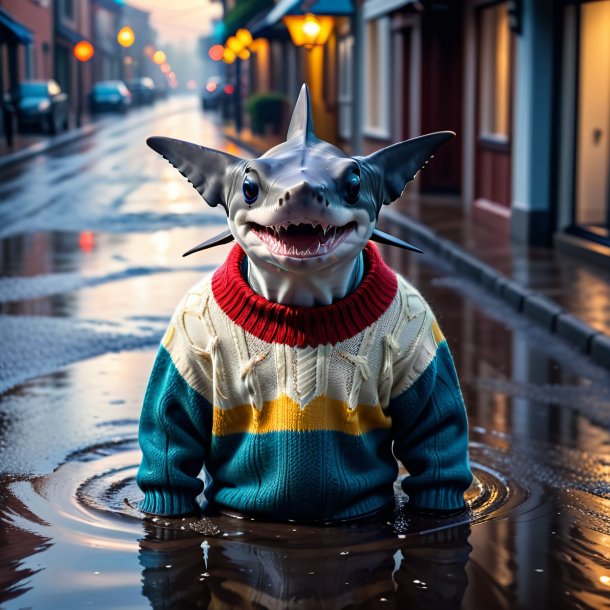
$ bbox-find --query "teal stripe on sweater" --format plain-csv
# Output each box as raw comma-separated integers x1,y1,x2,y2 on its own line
206,428,397,521
137,346,212,516
389,341,472,511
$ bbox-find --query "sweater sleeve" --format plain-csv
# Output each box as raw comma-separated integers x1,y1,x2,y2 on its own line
389,319,472,511
136,329,213,516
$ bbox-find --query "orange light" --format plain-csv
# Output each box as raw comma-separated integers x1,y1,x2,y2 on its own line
206,81,217,93
236,28,253,47
222,48,236,64
226,36,243,54
161,63,171,74
209,44,224,61
249,38,264,53
224,84,234,95
282,14,333,49
117,26,135,48
144,44,155,57
238,48,250,60
73,40,94,62
152,50,166,64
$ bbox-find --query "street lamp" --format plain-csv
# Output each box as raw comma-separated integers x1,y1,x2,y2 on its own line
209,44,224,61
152,50,166,65
282,13,333,49
117,26,135,48
73,40,94,128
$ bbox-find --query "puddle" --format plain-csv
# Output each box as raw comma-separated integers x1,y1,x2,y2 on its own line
1,110,609,608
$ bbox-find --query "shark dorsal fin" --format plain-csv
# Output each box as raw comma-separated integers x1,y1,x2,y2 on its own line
286,84,316,144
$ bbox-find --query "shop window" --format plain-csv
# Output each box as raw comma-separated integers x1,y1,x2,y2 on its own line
575,0,610,231
478,3,511,142
364,17,390,138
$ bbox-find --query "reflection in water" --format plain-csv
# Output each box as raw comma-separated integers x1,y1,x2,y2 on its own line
138,521,472,610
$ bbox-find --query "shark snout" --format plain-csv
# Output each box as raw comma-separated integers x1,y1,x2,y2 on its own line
276,180,328,208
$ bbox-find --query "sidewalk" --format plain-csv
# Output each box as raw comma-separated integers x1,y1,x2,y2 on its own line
224,127,610,370
0,114,105,170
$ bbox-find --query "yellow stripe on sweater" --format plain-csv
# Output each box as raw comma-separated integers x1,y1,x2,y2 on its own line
432,319,444,345
212,394,391,436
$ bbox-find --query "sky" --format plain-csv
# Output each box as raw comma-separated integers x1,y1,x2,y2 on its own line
127,0,224,50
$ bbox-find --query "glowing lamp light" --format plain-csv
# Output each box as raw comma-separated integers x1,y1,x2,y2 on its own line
79,231,95,252
73,40,94,62
144,45,155,57
226,36,243,54
238,48,250,60
224,84,235,95
117,26,135,48
236,28,253,47
282,14,333,49
222,48,236,64
152,50,166,64
209,44,224,61
206,81,217,93
249,38,264,53
161,63,171,74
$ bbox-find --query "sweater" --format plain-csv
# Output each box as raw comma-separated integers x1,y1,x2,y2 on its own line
136,243,472,521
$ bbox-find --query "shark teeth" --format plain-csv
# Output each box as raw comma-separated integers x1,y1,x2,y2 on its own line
249,221,355,258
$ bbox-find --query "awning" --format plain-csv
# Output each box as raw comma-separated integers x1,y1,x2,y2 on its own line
55,23,91,46
264,0,353,29
0,8,34,45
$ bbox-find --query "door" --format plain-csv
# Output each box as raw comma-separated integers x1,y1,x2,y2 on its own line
575,0,610,239
474,2,514,223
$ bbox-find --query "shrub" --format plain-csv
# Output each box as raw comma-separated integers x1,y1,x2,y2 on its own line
246,92,290,135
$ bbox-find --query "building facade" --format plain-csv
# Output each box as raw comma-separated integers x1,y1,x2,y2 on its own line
0,0,54,94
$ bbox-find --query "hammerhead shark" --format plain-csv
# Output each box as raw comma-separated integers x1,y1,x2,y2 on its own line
146,84,453,306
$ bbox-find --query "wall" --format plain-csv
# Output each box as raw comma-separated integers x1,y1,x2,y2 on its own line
1,0,53,81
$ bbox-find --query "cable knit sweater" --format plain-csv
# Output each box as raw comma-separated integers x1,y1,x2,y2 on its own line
136,243,472,521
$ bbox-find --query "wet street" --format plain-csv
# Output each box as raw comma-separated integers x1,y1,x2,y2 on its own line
0,96,609,609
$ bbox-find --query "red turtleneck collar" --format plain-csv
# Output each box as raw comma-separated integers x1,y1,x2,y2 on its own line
211,243,398,348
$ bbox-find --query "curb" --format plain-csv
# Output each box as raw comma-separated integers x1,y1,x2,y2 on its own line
0,120,108,170
382,208,610,370
222,131,266,157
0,100,196,171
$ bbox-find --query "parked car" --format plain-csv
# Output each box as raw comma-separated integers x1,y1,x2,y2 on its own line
126,77,155,106
201,77,234,111
11,80,69,134
89,80,131,114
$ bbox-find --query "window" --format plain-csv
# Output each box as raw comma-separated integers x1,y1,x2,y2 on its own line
62,0,75,20
364,16,390,138
338,36,353,139
478,3,511,142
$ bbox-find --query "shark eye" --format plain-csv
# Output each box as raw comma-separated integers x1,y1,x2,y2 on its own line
344,172,360,204
242,176,259,204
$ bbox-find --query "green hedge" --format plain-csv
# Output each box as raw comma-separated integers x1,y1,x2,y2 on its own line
246,93,290,134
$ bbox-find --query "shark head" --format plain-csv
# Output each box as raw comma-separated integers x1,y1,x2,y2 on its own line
147,84,453,280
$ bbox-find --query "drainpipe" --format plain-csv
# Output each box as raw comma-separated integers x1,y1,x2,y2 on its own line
350,0,363,155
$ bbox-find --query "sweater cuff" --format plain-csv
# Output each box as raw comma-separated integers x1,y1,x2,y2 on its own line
405,484,468,512
138,489,200,517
